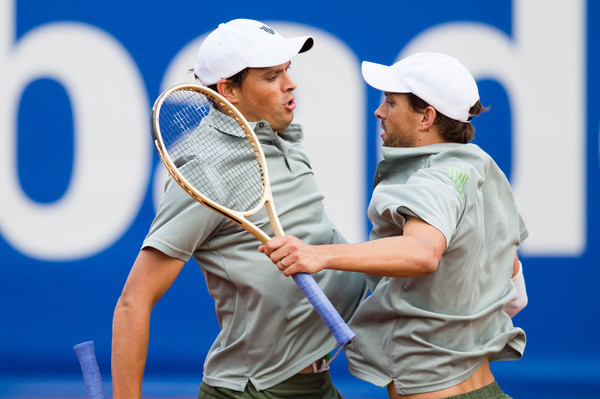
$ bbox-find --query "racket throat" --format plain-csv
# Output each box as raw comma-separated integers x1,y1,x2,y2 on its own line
265,200,284,237
201,201,271,243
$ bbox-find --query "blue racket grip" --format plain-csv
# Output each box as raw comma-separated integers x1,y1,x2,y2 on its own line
74,341,108,399
292,272,356,345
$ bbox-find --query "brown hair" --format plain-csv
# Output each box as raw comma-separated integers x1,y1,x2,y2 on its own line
204,68,249,93
407,93,489,144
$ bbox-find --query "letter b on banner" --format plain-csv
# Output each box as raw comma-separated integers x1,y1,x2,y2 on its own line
0,0,150,261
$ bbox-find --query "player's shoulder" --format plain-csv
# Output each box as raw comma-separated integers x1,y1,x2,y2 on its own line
431,143,492,175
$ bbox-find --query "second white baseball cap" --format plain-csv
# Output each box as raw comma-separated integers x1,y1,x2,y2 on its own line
361,52,479,123
194,19,314,86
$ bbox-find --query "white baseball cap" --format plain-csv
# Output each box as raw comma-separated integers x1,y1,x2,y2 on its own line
361,52,479,123
194,19,314,86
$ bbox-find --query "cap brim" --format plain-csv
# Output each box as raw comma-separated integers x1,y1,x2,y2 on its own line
361,61,410,93
249,36,313,68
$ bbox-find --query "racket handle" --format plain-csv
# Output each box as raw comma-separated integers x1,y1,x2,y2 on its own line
292,273,356,345
74,341,108,399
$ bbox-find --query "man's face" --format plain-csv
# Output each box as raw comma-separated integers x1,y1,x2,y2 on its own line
232,62,297,132
375,92,422,148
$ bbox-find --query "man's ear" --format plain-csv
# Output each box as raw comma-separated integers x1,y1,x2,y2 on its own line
420,106,436,130
216,79,238,104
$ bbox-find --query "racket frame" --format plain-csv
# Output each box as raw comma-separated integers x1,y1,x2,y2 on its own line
151,83,282,243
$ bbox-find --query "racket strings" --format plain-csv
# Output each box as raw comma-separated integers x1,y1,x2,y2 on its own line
158,89,264,212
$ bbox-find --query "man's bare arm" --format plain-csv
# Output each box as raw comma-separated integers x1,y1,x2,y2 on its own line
111,247,185,399
260,216,446,278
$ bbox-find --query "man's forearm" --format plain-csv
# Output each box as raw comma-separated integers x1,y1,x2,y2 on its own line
111,297,151,399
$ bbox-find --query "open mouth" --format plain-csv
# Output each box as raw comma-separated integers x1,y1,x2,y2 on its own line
284,98,296,111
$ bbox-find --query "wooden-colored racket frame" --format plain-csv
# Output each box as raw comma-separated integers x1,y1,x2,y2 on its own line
151,83,283,243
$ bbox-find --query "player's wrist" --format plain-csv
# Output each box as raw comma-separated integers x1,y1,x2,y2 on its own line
323,243,351,272
506,261,527,317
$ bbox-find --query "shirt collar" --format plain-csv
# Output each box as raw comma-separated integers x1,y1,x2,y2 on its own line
250,120,304,144
381,143,462,162
205,107,304,144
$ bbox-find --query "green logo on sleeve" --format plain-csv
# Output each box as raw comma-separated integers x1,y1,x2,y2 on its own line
448,166,469,198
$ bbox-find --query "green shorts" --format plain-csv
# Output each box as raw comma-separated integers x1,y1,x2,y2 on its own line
198,371,343,399
445,381,512,399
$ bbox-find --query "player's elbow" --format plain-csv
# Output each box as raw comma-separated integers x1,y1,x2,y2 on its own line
413,243,442,276
114,293,131,312
418,254,439,275
112,293,154,342
401,219,446,276
113,294,134,323
113,289,153,321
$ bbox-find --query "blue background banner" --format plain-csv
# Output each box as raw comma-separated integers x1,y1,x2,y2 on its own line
1,0,598,398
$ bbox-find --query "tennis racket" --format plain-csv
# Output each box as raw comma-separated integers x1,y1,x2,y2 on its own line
74,341,108,399
151,83,355,345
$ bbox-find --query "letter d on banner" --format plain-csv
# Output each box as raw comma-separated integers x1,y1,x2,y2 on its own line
400,0,586,256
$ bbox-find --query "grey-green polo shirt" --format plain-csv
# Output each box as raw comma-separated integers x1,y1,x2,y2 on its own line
143,119,367,392
345,143,527,395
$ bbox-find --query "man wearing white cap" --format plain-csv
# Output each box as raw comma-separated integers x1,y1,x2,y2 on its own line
111,19,367,399
261,52,528,398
